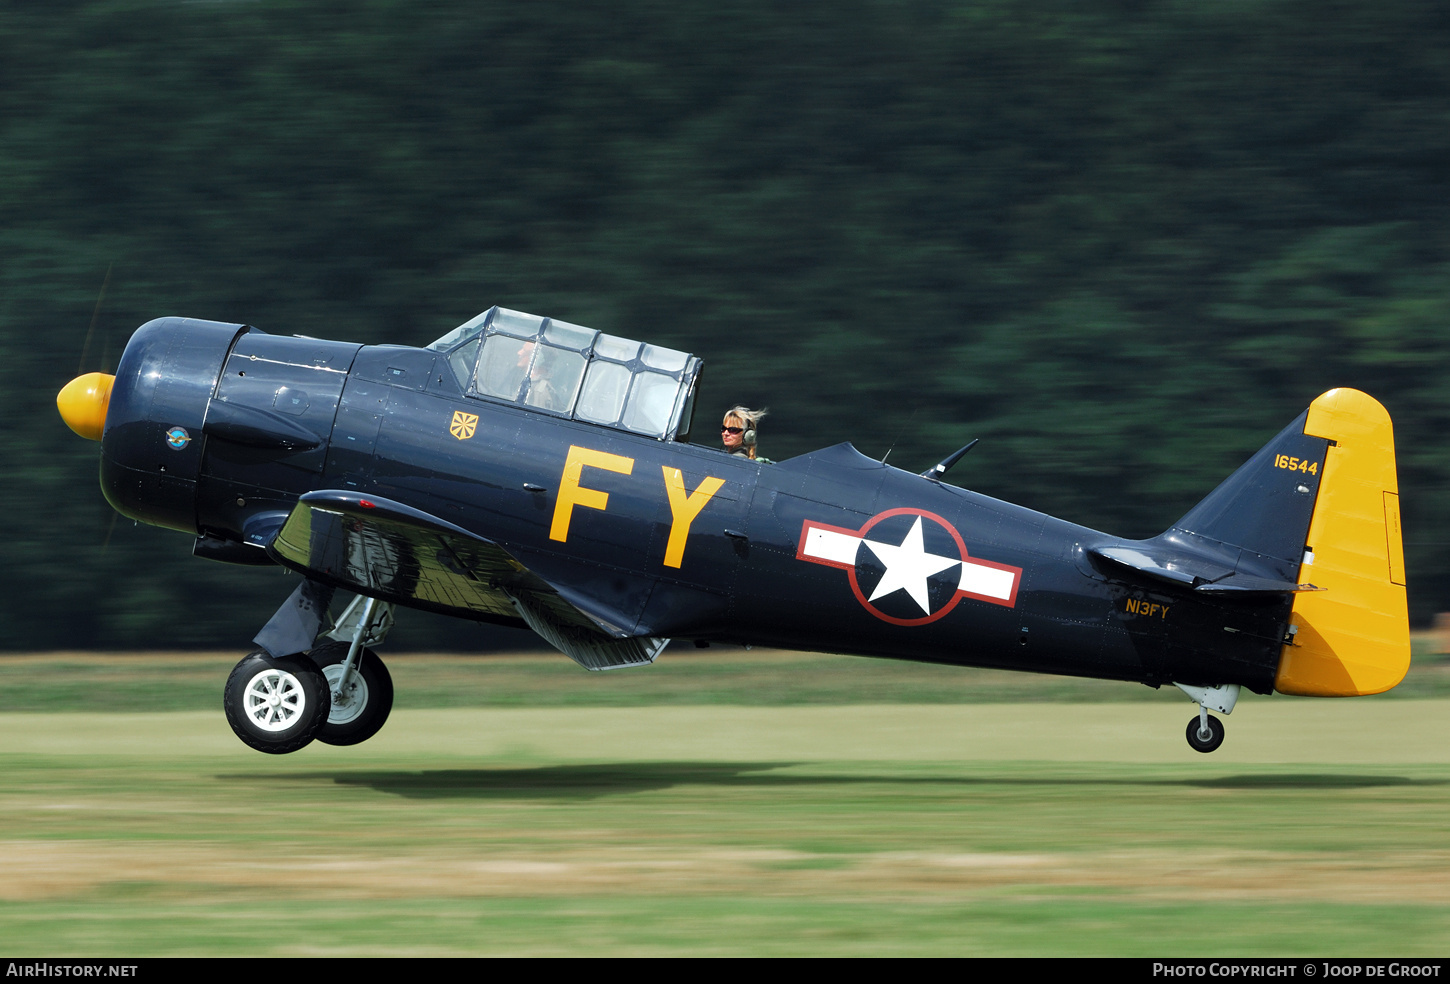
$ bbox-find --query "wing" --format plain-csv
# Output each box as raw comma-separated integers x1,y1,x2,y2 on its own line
262,491,665,670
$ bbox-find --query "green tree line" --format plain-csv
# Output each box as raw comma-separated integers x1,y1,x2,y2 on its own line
4,0,1450,649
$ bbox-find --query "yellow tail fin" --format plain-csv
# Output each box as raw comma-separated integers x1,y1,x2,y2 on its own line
1275,389,1409,696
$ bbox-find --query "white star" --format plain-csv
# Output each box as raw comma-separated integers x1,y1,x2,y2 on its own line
861,516,962,614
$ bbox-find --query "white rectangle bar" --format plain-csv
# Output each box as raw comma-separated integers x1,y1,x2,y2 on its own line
959,561,1016,601
803,527,862,566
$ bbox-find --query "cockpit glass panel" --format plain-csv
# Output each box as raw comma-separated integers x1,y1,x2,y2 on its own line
475,336,533,401
640,343,688,372
575,360,631,425
523,345,586,413
446,337,480,389
593,335,640,362
543,320,596,351
491,308,546,339
676,374,698,442
621,371,679,437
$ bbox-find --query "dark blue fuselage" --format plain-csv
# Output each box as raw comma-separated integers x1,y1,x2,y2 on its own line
102,320,1290,694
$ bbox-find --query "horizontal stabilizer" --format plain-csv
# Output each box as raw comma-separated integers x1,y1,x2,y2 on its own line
1090,544,1319,595
1090,544,1232,587
1194,573,1321,595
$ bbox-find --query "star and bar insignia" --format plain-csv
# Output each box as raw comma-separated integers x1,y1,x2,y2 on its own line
796,507,1022,626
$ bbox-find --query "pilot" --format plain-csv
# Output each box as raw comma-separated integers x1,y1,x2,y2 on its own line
721,406,768,461
516,340,559,410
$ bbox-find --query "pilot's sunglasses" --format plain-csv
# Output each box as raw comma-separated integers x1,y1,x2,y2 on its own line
721,426,743,434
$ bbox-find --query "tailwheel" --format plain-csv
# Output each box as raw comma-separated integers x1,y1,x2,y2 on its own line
1186,713,1225,754
224,651,331,754
307,641,394,746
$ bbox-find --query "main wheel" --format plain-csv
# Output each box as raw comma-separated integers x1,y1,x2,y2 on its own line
307,641,394,747
224,651,331,754
1186,713,1225,753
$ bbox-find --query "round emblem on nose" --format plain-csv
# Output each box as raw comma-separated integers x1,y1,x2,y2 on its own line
165,426,191,450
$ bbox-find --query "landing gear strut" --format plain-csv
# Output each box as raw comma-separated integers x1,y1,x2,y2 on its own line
308,640,393,746
312,595,394,745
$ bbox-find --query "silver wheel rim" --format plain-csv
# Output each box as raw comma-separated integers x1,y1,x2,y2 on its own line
323,664,369,726
243,668,307,732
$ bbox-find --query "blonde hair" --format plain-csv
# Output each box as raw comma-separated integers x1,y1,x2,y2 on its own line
723,406,767,459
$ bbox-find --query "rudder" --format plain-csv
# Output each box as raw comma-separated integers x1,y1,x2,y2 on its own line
1275,388,1408,696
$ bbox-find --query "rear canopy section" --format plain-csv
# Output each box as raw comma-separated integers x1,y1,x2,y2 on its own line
1276,389,1409,696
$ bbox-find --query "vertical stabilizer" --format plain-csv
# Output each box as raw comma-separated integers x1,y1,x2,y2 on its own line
1166,409,1326,582
1275,389,1409,696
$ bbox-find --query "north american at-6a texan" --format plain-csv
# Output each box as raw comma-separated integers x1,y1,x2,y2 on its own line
57,307,1409,754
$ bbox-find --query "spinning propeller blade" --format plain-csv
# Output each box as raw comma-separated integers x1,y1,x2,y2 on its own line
58,266,118,442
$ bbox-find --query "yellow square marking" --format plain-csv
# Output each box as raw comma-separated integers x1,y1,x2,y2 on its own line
449,411,479,440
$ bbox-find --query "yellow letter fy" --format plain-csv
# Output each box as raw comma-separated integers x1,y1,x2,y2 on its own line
550,446,635,542
661,466,725,568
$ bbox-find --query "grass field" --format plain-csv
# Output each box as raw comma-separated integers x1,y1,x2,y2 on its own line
0,648,1448,956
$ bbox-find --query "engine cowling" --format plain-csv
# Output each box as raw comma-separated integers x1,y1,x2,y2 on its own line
100,317,249,533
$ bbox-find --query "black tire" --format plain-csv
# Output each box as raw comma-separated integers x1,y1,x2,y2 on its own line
224,651,331,754
1186,713,1226,753
307,641,394,746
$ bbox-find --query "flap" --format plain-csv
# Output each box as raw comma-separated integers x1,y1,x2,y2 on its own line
264,491,637,640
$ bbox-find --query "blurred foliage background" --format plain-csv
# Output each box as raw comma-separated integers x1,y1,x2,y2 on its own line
4,0,1450,650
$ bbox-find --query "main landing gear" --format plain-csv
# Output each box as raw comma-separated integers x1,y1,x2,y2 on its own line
308,640,393,747
1174,682,1240,754
224,593,395,754
224,651,331,755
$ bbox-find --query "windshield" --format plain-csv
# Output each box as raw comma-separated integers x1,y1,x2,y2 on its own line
425,310,491,353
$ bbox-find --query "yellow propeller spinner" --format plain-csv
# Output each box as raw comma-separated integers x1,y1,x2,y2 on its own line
57,372,115,442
